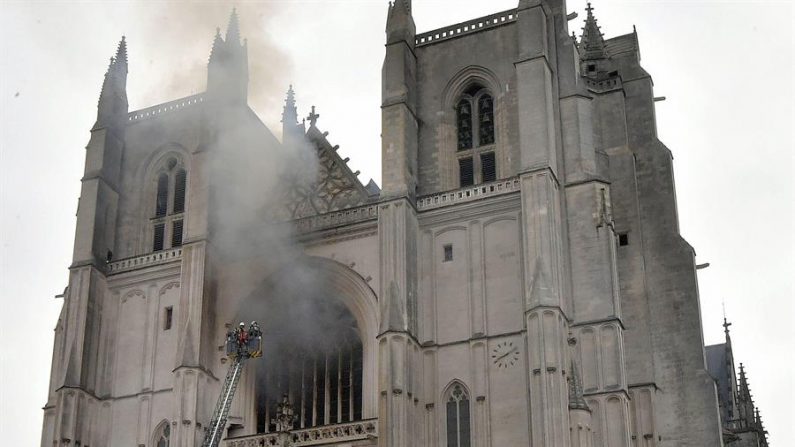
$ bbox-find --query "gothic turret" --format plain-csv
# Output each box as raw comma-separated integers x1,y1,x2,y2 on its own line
207,9,249,104
281,85,305,146
568,360,593,447
96,36,129,127
385,0,414,46
381,0,418,199
579,3,608,61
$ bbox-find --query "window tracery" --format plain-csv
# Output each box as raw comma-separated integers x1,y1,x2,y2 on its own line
150,157,187,252
153,421,170,447
445,383,471,447
455,85,497,187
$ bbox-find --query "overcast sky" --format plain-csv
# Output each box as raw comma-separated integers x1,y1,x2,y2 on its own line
1,0,792,445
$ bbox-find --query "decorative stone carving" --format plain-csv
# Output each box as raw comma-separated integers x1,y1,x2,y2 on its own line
282,137,371,220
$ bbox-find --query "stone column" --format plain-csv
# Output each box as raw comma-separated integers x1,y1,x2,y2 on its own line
377,199,420,447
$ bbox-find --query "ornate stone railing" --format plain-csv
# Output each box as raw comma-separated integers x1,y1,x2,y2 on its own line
225,419,378,447
106,248,183,274
415,9,518,47
417,177,521,211
293,203,379,234
127,94,204,122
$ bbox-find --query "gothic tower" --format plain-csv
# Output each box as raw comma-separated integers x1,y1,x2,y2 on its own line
43,3,731,447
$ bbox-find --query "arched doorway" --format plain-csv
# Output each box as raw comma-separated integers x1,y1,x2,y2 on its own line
234,256,378,433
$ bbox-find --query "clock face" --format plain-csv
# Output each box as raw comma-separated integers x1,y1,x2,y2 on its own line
491,341,519,368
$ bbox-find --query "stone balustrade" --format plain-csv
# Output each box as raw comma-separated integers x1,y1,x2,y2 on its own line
106,248,183,274
415,9,518,47
127,94,204,122
293,203,379,234
417,177,521,211
225,419,378,447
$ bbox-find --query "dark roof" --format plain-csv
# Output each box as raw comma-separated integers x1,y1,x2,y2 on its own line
706,343,732,423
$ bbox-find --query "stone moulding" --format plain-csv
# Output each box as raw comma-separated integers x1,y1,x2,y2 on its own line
127,94,204,123
290,177,520,234
292,203,379,234
106,248,183,275
224,418,378,447
416,177,521,211
415,8,518,47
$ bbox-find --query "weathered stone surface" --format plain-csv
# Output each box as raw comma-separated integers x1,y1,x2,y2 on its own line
42,3,739,447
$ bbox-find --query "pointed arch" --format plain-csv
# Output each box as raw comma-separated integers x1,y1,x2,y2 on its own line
440,66,504,190
442,380,472,447
137,144,190,254
151,420,171,447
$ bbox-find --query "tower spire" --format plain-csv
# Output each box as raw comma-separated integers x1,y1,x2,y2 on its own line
225,8,241,44
115,35,128,68
580,2,608,61
96,35,129,126
282,85,297,125
207,10,249,104
281,85,304,144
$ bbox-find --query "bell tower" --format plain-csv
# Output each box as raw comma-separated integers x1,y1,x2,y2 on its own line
207,9,249,105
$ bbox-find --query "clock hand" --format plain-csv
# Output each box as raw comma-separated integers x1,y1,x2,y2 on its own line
496,351,511,362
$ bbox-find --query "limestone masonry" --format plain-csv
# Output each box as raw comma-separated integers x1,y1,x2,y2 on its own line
42,1,768,446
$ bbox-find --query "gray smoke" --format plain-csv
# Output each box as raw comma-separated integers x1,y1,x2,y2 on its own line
204,86,358,425
132,0,292,130
126,2,360,423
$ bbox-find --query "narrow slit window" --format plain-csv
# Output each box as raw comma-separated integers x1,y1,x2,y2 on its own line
153,223,165,251
164,307,173,330
173,169,187,213
618,233,629,247
171,220,184,248
443,244,453,262
459,157,474,187
315,354,326,426
481,152,496,183
478,95,494,146
352,344,363,421
155,173,169,217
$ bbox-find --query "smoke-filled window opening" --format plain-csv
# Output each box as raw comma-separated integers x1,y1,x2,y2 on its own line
256,337,364,432
149,156,188,252
454,84,498,188
252,283,366,434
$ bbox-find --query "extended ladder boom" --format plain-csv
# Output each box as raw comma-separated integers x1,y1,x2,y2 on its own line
202,356,247,447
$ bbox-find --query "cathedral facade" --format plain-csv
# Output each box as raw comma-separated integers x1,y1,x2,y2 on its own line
42,1,730,446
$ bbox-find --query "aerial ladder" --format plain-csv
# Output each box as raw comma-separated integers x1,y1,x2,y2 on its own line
201,321,263,447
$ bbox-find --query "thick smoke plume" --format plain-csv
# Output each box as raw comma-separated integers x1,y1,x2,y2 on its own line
132,0,291,128
206,93,360,426
126,1,357,425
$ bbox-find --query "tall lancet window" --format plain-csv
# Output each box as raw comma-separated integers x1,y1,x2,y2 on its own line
445,383,471,447
455,85,497,187
478,95,494,146
151,157,188,252
457,99,473,150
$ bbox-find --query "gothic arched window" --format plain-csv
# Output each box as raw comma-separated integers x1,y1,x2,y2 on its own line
153,421,171,447
445,383,471,447
455,85,497,188
151,157,187,252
